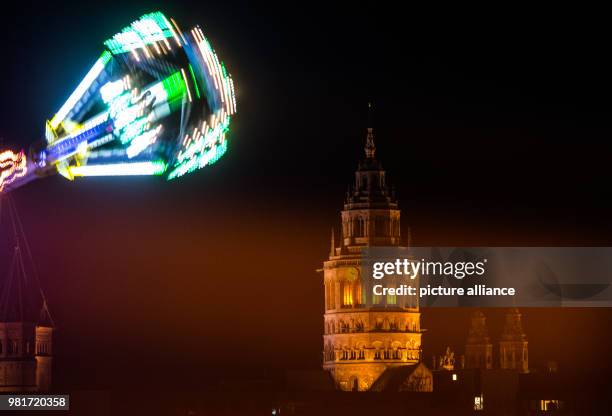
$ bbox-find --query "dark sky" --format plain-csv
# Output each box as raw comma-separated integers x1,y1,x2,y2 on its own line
1,1,612,391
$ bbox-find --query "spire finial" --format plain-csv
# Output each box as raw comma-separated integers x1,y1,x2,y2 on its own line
330,227,335,257
365,102,375,158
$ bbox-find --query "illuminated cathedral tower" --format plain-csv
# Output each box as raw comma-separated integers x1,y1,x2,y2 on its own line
322,125,425,392
464,310,493,370
499,308,528,373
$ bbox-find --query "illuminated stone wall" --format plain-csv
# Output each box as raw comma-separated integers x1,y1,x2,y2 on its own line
0,322,53,392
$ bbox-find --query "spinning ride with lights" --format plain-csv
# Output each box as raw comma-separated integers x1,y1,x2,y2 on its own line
0,11,236,192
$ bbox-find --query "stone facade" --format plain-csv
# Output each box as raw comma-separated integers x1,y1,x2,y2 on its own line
322,127,424,391
0,321,53,392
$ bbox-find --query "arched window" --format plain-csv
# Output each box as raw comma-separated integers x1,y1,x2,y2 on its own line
357,218,365,237
387,290,397,306
361,175,368,190
372,290,382,305
343,282,353,306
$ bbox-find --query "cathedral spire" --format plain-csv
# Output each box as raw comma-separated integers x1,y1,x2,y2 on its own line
499,308,529,372
365,102,376,159
465,310,493,369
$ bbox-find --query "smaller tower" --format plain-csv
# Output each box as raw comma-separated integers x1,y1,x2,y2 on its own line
499,308,528,373
464,310,493,370
35,302,53,391
1,196,54,392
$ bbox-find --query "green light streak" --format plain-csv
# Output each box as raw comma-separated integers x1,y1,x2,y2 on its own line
104,12,174,55
161,71,187,101
188,64,201,99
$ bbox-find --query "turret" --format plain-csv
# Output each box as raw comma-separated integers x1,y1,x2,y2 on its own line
341,126,401,248
35,302,54,391
464,310,493,369
0,195,54,392
499,308,528,373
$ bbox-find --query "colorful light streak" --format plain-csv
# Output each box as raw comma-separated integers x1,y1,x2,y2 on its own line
49,51,112,133
0,150,28,192
166,27,236,180
68,161,167,177
103,12,174,55
1,11,237,192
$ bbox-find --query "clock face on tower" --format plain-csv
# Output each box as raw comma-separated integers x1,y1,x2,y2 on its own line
346,267,360,282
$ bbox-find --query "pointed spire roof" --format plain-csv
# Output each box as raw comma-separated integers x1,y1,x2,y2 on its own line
38,300,55,328
0,245,40,322
357,102,382,171
364,102,376,159
467,310,491,344
344,102,398,210
365,128,376,159
0,195,51,325
501,308,527,342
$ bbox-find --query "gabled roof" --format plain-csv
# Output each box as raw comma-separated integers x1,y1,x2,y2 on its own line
370,363,433,392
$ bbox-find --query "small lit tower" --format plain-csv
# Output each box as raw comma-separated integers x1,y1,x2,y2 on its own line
464,310,493,370
322,112,423,391
499,308,528,373
35,302,54,391
0,196,54,392
0,245,38,392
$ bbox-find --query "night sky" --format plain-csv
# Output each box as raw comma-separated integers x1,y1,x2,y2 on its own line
1,1,612,391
